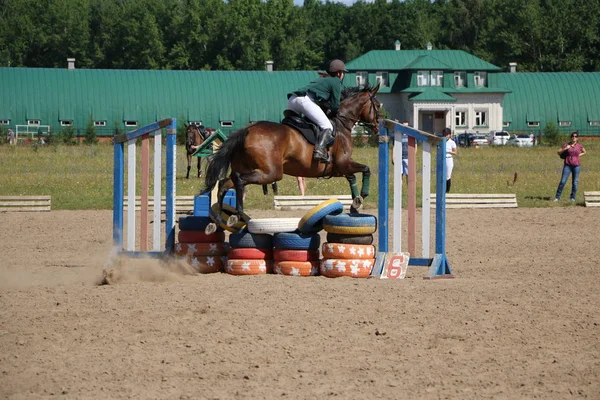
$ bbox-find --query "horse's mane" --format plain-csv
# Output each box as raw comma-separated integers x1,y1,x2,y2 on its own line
341,84,375,102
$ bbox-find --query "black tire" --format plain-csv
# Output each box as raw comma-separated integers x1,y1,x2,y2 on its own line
326,233,374,245
229,231,273,249
178,216,218,232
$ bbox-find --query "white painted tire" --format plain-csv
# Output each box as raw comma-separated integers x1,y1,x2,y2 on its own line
247,218,302,234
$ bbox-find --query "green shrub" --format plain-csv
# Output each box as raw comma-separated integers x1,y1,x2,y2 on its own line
542,121,565,146
84,115,99,145
58,126,77,145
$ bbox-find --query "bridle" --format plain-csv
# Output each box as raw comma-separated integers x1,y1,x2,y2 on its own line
335,90,380,134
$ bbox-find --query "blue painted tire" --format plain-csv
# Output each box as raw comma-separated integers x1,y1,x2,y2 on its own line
229,231,273,249
179,216,220,232
273,232,321,250
297,199,344,234
323,213,377,235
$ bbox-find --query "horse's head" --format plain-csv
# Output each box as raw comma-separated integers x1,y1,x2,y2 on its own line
339,83,381,134
185,123,205,153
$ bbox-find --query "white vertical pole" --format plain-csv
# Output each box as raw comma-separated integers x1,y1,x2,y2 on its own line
153,132,162,251
393,130,403,253
422,141,432,258
127,140,136,251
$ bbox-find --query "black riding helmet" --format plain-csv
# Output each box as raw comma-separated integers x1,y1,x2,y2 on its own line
327,59,349,74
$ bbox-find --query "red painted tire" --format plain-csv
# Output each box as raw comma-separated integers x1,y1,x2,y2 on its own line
274,261,320,276
175,242,229,256
187,255,226,274
225,259,273,275
228,247,273,260
321,243,375,260
320,258,375,278
273,249,320,262
178,230,225,243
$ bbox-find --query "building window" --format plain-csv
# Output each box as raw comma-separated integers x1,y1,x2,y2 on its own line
474,110,488,126
559,121,571,127
60,120,72,127
0,120,9,125
220,121,233,128
454,71,466,87
125,121,137,127
376,71,389,87
430,71,443,86
474,71,487,87
417,71,429,86
527,121,540,127
188,121,203,127
455,111,467,126
28,120,40,126
589,121,600,126
503,121,510,127
94,121,106,127
356,71,368,86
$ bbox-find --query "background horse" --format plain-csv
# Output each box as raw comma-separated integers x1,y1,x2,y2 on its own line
185,124,211,179
204,84,380,227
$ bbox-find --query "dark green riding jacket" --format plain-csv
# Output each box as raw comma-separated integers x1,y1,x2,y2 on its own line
289,76,344,112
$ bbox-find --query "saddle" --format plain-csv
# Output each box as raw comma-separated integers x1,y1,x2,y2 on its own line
281,110,335,147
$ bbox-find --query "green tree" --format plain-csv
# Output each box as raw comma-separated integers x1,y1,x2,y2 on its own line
84,115,98,145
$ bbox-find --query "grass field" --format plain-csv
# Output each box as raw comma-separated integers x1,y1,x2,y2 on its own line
0,140,598,210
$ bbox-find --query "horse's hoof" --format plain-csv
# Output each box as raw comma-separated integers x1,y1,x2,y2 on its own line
205,223,217,235
227,215,239,227
351,196,364,212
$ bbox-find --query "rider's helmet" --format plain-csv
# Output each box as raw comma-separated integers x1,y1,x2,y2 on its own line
327,59,349,74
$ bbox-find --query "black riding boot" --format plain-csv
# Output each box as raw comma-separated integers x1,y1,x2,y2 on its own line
313,128,334,163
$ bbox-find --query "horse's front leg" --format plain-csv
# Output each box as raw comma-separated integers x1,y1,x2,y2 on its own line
186,154,191,179
197,157,202,178
342,161,371,213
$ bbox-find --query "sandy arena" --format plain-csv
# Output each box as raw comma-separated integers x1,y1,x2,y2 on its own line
1,207,599,399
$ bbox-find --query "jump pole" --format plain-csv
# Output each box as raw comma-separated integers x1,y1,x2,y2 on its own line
113,118,177,257
374,119,453,279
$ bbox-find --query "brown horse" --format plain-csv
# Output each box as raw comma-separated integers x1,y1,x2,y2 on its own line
204,83,381,228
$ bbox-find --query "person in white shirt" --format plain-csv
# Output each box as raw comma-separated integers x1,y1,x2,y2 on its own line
443,128,457,193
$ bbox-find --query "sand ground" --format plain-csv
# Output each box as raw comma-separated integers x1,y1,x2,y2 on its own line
1,207,599,399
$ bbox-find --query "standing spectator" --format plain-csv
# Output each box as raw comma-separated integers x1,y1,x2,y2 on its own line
554,131,586,202
297,177,306,196
392,121,414,184
443,128,457,193
7,128,15,145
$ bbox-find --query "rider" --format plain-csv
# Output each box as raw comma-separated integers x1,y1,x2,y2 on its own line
287,59,348,163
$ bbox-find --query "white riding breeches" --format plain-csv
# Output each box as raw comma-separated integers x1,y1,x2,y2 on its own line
446,157,454,180
287,94,333,131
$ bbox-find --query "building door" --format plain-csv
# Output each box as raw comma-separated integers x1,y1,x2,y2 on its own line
421,112,434,134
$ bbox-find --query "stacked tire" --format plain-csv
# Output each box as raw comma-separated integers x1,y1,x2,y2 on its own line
226,230,273,275
176,216,228,273
272,233,321,276
320,213,377,278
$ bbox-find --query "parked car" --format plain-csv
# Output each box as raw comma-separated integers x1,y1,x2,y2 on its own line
506,134,534,147
470,135,489,146
456,133,471,147
488,130,510,145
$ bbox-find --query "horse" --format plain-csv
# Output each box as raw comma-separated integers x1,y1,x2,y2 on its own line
204,83,381,229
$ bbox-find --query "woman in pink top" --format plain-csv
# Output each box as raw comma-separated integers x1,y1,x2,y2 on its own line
554,131,586,202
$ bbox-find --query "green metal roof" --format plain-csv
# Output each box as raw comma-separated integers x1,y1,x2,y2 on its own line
0,68,317,135
408,88,456,102
498,72,600,132
346,50,501,71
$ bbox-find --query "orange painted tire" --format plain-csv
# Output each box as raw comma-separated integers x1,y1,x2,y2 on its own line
175,242,229,256
178,230,225,243
274,261,320,276
273,249,320,262
225,259,273,275
321,243,375,260
187,255,226,274
320,258,375,278
228,247,273,260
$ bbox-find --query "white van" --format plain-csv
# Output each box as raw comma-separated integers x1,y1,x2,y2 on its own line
488,130,510,145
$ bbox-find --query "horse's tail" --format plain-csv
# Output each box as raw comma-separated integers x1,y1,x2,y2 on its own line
204,127,247,192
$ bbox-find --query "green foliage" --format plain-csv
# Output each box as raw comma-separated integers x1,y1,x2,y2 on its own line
542,121,564,146
352,130,366,148
3,0,600,72
84,115,99,145
58,126,77,145
0,126,5,144
176,114,187,145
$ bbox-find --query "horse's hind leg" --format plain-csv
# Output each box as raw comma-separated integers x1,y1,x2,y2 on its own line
262,185,268,195
271,182,278,195
186,155,191,179
205,178,234,234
